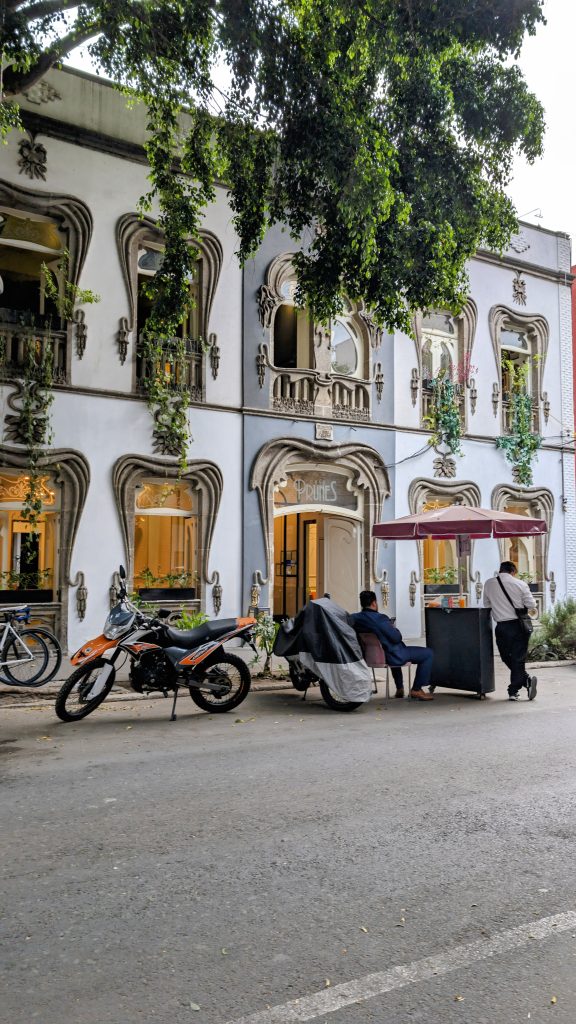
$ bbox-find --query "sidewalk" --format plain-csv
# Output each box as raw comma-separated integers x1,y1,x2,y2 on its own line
1,657,574,709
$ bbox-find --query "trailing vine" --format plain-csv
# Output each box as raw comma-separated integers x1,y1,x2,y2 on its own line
424,372,463,456
16,254,99,567
496,359,541,485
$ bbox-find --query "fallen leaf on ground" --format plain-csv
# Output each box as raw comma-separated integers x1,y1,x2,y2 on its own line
221,948,228,955
38,735,52,741
360,926,369,933
189,1002,200,1011
324,979,331,988
454,995,464,1002
551,996,557,1005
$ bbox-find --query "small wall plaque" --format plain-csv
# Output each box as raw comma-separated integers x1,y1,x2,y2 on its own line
315,423,333,441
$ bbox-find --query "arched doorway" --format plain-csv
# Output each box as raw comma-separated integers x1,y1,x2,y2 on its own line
250,438,389,617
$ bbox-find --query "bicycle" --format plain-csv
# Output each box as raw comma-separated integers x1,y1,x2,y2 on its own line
0,605,62,687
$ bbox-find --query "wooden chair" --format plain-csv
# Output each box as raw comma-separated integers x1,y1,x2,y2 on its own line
357,632,412,700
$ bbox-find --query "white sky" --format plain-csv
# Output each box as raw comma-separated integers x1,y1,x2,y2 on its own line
66,0,572,257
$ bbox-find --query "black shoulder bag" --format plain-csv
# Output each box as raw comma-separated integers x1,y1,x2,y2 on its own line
496,576,534,636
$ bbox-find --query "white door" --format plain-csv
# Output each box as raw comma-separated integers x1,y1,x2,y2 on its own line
323,517,361,612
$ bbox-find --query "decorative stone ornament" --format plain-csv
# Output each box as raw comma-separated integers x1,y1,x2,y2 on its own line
374,363,384,402
541,391,550,424
22,81,61,105
492,382,500,417
359,310,383,348
208,333,220,380
256,344,268,388
315,422,333,441
74,309,87,359
68,570,88,620
409,570,419,608
549,571,556,603
211,575,223,616
474,571,483,602
410,368,419,407
256,284,278,328
117,317,130,365
152,395,190,457
510,232,530,254
433,451,457,479
18,131,47,180
469,378,478,416
4,380,49,445
512,271,527,306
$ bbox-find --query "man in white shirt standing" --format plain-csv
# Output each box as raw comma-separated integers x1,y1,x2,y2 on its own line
483,560,537,702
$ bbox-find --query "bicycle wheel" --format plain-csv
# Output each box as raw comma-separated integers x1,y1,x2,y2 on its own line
19,627,62,684
2,632,50,686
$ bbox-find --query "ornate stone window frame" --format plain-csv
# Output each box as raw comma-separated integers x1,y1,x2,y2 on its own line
491,484,554,602
256,253,380,421
112,454,223,610
408,479,482,619
411,299,478,426
0,445,90,649
250,437,390,604
488,305,549,432
0,178,93,383
115,213,223,384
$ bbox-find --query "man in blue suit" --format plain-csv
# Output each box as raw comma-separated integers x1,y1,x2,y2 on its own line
352,590,434,701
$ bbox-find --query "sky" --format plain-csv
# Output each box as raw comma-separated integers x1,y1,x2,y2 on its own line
66,0,573,256
508,0,574,254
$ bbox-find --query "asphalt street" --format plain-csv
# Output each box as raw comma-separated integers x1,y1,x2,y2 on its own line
2,665,576,1024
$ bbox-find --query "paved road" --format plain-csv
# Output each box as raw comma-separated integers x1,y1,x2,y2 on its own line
2,666,576,1023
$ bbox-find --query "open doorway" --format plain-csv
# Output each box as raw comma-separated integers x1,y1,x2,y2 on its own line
273,511,361,619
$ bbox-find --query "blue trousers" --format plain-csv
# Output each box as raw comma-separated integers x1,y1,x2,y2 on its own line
389,646,434,690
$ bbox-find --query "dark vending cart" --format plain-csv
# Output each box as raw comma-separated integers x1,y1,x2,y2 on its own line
425,607,495,697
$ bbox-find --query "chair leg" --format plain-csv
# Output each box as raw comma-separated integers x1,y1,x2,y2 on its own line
406,664,412,698
372,668,378,695
385,666,390,701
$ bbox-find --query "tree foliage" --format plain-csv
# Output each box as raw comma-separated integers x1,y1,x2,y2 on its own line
1,0,545,330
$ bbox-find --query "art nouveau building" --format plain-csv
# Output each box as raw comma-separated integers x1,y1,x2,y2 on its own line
1,67,575,652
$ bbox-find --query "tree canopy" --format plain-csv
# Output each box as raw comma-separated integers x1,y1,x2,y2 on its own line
1,0,546,332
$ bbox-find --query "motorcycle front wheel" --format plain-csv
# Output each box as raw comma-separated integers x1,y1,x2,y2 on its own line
189,653,251,713
55,658,116,722
318,680,362,712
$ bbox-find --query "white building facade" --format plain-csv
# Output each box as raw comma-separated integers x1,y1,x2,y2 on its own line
0,68,574,652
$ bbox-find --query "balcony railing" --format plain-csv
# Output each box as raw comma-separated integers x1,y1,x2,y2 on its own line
0,322,69,384
136,336,204,401
421,380,465,425
502,394,539,434
266,356,372,421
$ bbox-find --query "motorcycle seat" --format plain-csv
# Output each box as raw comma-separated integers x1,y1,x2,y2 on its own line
164,618,237,647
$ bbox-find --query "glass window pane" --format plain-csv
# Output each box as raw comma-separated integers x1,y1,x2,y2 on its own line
331,320,358,375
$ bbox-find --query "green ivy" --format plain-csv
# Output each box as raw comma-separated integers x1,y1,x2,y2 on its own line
496,360,541,486
424,374,462,455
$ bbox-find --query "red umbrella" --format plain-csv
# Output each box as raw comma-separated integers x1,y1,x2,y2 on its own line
373,505,547,540
372,504,548,599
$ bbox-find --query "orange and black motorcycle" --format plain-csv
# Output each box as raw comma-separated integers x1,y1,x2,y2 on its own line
55,566,256,723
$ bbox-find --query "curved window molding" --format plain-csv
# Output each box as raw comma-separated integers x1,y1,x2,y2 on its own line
256,253,378,421
112,454,223,606
250,437,390,593
115,213,223,377
0,445,90,649
489,305,549,432
412,299,478,428
408,479,482,609
491,484,554,599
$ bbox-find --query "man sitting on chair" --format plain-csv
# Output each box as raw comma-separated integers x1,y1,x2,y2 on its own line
352,591,434,701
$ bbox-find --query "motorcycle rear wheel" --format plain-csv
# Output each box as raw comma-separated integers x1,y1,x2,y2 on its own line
189,653,251,713
55,658,116,722
318,680,362,712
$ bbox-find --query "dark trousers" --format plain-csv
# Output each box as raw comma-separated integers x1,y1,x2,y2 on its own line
495,619,530,694
389,646,434,691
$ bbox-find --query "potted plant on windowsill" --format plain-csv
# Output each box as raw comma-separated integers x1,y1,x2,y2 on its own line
517,571,539,593
0,568,54,603
423,566,460,595
136,567,197,601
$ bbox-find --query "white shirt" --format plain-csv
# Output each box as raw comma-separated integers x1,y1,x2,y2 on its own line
483,572,536,623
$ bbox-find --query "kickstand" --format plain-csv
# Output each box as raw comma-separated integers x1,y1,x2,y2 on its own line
170,686,179,721
301,685,309,702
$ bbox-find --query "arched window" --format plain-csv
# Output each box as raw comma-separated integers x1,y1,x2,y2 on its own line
272,275,313,369
133,480,198,596
489,307,548,434
0,179,92,384
330,317,361,377
116,214,222,393
0,472,59,598
421,312,458,386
